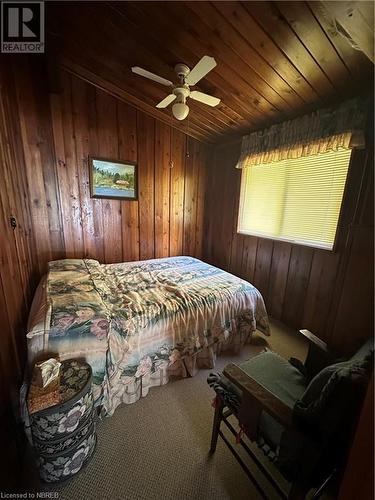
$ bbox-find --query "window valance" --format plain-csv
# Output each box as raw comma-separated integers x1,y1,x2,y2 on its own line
236,97,367,169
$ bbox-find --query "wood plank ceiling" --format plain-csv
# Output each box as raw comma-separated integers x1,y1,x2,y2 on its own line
46,1,374,143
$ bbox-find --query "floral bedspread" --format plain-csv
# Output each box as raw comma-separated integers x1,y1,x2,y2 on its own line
34,257,269,415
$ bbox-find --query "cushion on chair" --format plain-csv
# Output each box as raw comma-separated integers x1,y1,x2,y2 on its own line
295,351,373,426
257,412,284,455
214,351,306,461
295,338,373,420
239,351,308,462
239,351,307,408
349,337,374,362
297,360,347,408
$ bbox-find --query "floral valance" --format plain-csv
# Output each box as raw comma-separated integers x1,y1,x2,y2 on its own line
236,97,367,169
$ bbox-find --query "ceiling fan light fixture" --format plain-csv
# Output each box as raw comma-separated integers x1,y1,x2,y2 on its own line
131,56,220,121
172,102,189,121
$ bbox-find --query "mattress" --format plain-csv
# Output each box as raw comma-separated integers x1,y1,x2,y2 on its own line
27,256,270,416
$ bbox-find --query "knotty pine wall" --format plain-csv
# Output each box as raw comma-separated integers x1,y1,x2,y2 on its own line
204,140,374,355
0,59,38,488
12,59,210,275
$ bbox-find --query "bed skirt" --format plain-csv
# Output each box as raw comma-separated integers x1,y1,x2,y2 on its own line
101,315,257,414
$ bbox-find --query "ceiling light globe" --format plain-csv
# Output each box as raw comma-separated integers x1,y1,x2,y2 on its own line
172,102,189,121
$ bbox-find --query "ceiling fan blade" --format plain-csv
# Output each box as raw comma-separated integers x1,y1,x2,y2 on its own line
131,66,173,87
185,56,217,85
190,90,221,107
156,94,177,108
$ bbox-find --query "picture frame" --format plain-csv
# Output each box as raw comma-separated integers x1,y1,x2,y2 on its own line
89,156,138,200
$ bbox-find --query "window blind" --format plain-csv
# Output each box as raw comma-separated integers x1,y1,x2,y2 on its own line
238,148,352,250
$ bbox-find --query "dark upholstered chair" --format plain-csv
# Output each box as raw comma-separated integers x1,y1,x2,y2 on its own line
208,330,373,500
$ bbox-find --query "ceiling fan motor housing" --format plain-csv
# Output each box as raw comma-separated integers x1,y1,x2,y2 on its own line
174,63,190,82
173,86,190,103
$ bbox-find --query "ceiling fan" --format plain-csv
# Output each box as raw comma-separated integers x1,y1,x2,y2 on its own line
131,55,221,121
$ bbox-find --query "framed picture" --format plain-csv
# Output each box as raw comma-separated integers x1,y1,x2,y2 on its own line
89,156,138,200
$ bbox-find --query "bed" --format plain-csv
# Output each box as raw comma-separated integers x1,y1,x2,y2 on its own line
27,256,270,416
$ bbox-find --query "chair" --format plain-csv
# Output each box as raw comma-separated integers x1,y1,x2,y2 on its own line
208,330,373,500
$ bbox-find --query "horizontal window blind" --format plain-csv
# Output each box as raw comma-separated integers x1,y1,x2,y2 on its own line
238,148,352,250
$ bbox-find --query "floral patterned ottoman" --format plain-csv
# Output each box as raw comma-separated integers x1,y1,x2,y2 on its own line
29,359,97,483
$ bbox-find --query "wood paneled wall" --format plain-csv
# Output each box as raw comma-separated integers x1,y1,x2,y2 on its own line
204,139,374,354
11,59,210,275
0,59,38,488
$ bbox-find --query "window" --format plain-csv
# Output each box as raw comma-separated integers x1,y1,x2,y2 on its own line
237,148,352,250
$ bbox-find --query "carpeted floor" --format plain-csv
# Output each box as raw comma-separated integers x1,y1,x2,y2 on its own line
31,320,310,500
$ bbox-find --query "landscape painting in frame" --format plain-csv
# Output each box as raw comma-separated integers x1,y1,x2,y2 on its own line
90,157,138,200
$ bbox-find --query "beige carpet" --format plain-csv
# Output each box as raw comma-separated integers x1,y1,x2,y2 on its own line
33,320,309,500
